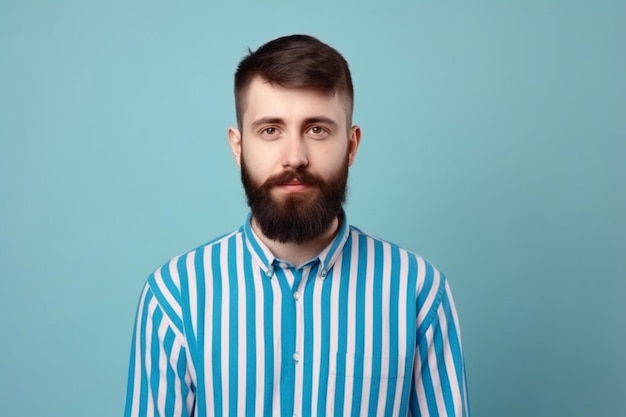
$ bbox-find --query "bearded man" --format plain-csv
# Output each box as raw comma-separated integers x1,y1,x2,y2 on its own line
124,34,470,417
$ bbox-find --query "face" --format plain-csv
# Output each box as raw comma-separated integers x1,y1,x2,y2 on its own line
229,76,361,243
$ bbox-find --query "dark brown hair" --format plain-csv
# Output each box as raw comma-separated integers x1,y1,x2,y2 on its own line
234,34,354,128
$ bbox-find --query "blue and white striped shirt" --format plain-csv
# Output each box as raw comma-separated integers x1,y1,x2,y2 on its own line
124,213,470,416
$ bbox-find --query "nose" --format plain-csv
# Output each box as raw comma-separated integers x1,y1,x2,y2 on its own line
282,136,308,169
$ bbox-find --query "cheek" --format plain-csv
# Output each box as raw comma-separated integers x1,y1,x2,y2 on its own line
242,144,276,177
316,143,349,169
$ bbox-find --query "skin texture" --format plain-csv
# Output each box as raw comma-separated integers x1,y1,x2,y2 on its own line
228,76,362,265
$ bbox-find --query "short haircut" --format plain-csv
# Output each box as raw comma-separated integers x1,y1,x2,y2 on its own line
234,34,354,128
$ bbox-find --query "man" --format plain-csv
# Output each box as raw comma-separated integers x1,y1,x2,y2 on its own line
124,34,470,417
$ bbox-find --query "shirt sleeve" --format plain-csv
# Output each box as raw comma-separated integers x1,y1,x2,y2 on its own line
124,284,195,417
410,277,471,417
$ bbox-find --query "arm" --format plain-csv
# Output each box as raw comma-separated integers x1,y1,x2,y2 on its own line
124,284,194,417
410,277,470,417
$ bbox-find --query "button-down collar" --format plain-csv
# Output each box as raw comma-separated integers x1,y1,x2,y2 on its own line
242,211,350,279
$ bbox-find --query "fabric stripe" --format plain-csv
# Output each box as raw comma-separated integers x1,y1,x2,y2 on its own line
210,243,223,416
124,215,471,417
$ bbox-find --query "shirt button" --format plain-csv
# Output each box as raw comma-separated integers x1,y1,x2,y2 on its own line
279,262,288,268
319,269,327,278
292,352,300,361
293,291,300,300
265,266,274,278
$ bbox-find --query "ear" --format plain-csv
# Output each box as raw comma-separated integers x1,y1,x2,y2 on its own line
228,127,242,167
347,125,362,166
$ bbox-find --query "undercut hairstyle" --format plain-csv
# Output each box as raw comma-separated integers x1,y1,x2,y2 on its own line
234,34,354,128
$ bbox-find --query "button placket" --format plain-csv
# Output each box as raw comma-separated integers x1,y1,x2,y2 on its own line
291,269,308,417
293,285,304,364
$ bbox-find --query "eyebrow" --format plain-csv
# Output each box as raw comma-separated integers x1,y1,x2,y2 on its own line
249,117,282,129
303,116,339,129
250,116,339,130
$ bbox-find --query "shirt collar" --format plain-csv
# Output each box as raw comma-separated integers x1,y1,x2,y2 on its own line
242,210,350,279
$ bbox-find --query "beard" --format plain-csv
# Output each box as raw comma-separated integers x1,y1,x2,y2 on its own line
241,153,349,244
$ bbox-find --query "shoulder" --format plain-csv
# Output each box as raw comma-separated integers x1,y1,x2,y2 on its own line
147,227,244,295
347,224,447,292
347,225,442,269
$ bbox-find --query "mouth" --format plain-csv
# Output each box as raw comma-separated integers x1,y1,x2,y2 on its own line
276,179,310,192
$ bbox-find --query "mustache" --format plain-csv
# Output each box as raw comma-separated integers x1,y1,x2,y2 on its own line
261,168,324,189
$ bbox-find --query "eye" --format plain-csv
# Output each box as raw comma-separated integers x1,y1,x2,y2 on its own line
307,125,329,138
260,127,280,138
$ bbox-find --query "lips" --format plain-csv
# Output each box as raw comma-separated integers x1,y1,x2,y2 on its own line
275,178,311,192
283,179,305,186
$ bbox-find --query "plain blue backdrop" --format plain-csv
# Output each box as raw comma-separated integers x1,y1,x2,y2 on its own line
1,1,624,416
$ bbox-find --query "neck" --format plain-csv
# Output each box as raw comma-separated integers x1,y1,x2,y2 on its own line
251,216,340,266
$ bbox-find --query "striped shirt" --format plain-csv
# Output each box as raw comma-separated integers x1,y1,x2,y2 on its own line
124,213,470,416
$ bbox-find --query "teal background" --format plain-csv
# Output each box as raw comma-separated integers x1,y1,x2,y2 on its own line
1,1,624,416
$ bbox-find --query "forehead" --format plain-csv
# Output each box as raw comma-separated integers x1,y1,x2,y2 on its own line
241,77,349,128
